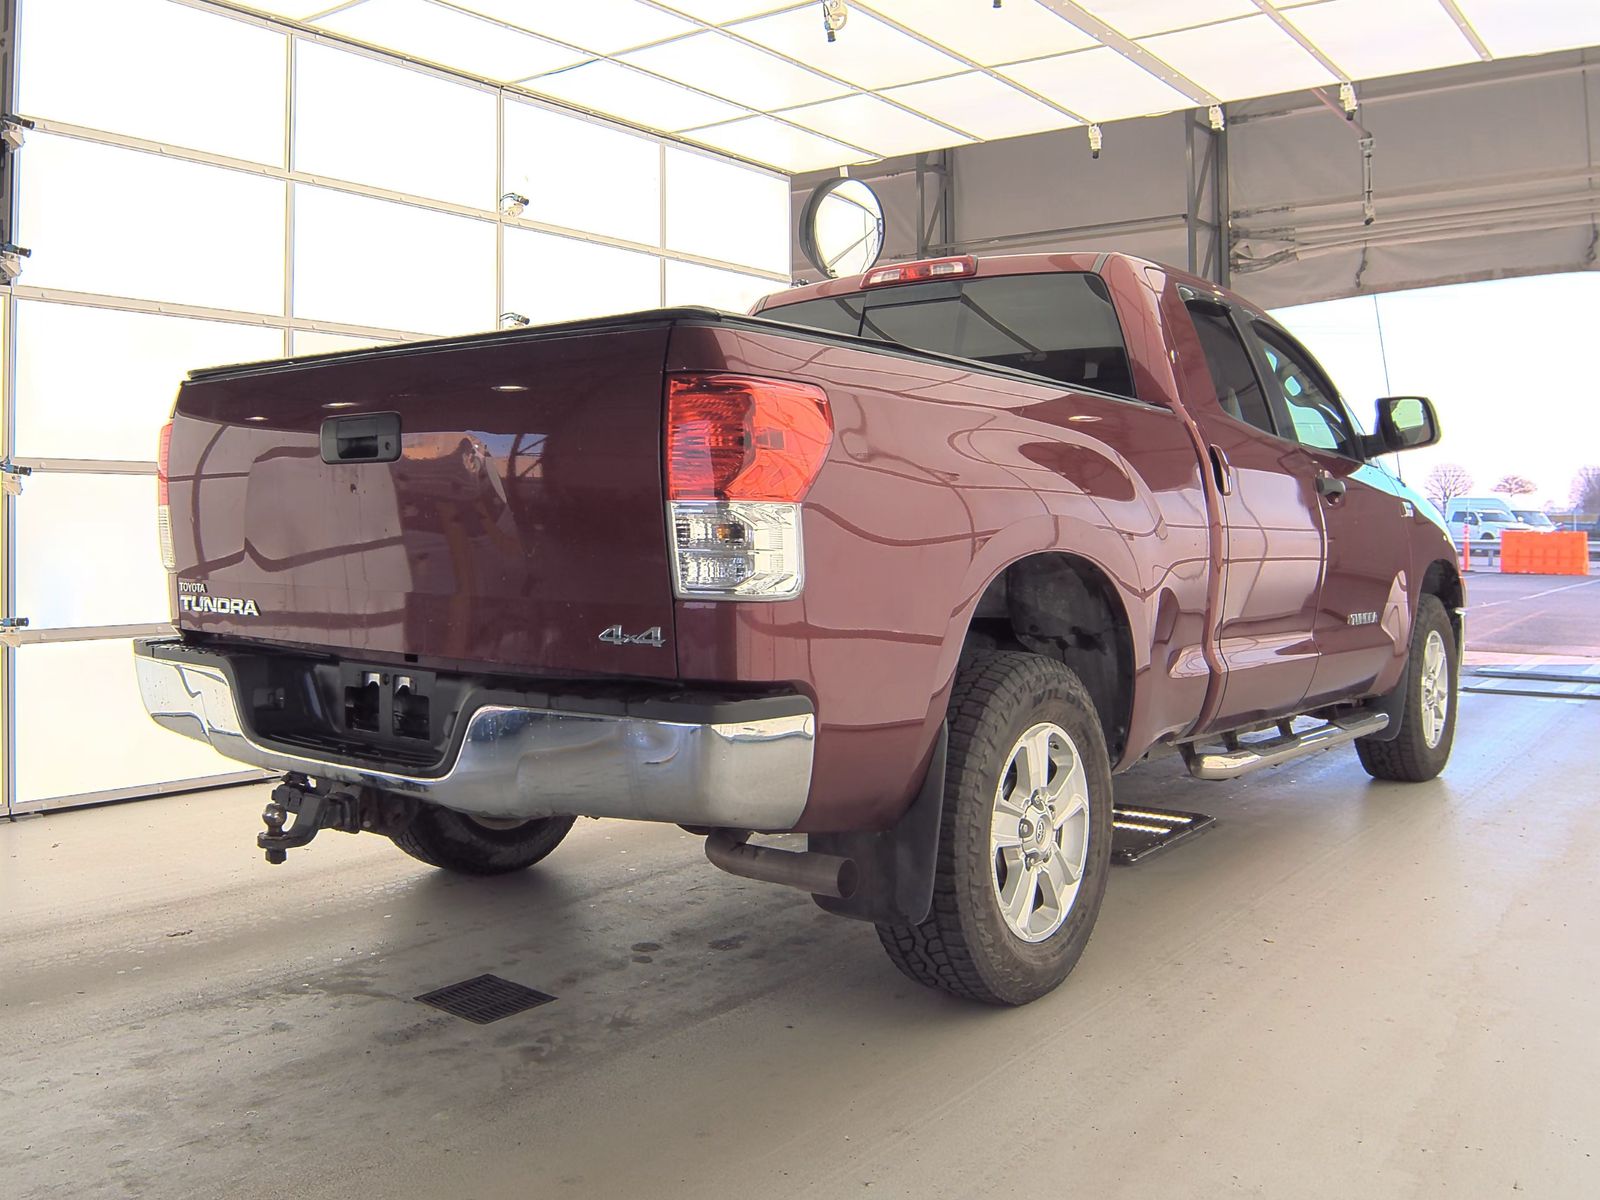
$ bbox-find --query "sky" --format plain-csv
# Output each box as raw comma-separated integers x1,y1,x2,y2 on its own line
1271,271,1600,512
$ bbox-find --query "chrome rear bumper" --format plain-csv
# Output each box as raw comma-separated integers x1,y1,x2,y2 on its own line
133,640,814,830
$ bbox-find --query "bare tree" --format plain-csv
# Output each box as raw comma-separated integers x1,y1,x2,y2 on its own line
1572,466,1600,515
1425,463,1473,509
1493,474,1537,497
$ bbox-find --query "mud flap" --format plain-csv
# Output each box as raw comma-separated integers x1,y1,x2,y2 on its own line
808,724,947,926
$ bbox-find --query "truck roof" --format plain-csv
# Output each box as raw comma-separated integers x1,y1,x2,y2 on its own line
761,251,1267,320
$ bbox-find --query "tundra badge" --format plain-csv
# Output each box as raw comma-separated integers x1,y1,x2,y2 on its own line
177,579,261,617
599,624,665,648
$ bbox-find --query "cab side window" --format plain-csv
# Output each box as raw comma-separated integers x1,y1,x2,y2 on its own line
1250,322,1356,457
1184,301,1276,435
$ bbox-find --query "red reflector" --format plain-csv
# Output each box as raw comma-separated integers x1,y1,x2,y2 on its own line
862,255,977,288
667,374,832,502
156,420,174,506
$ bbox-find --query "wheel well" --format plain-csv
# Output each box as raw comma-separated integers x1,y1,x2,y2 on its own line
1421,558,1465,645
962,553,1135,762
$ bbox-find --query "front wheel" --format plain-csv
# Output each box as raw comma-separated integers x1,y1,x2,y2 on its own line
876,652,1113,1006
1356,594,1458,782
391,805,575,875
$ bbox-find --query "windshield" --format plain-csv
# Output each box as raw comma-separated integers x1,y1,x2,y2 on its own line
1513,511,1553,526
763,272,1137,400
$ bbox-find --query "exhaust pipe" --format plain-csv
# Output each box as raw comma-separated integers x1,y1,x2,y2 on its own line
704,830,859,900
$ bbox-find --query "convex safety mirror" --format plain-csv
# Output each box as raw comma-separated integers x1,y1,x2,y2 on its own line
1374,395,1441,453
799,178,885,279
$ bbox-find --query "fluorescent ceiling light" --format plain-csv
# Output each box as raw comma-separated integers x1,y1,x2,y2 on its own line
858,0,1097,66
682,114,874,173
881,72,1079,141
1279,0,1479,81
999,47,1191,121
621,30,850,111
1453,0,1600,59
314,0,584,82
733,7,966,90
1140,16,1336,100
781,93,971,156
526,59,746,131
1073,0,1257,38
451,0,697,54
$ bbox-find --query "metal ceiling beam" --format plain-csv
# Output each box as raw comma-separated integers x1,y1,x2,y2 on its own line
1247,0,1351,82
1435,0,1494,61
1032,1,1220,106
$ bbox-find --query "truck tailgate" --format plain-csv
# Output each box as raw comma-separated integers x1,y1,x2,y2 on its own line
167,324,678,679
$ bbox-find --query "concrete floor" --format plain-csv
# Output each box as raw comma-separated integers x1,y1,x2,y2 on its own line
4,688,1599,1200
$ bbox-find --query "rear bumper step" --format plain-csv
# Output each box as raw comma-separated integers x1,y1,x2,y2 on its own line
1181,712,1389,781
133,638,814,831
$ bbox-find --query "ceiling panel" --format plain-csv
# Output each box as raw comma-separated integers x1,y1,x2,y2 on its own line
651,0,797,22
1279,0,1479,80
452,0,697,54
1453,0,1600,59
859,0,1098,66
732,7,967,90
527,60,747,131
1000,47,1192,121
780,93,973,156
680,114,874,172
881,72,1080,141
1074,0,1258,38
619,30,849,110
1139,15,1338,100
314,0,584,82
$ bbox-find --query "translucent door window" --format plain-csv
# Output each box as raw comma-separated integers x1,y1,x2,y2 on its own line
15,474,170,629
294,41,496,208
665,260,778,314
503,100,662,246
16,640,241,805
664,148,789,273
18,0,287,165
292,185,495,334
14,302,285,461
502,229,662,326
18,134,286,315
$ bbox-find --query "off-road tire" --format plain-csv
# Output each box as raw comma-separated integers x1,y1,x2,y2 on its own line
391,806,575,875
1356,594,1458,782
875,652,1113,1006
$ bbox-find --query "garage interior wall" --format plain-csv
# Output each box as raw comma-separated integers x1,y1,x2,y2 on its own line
790,47,1600,309
0,0,792,816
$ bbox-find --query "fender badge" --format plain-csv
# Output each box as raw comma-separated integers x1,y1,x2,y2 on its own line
599,624,664,648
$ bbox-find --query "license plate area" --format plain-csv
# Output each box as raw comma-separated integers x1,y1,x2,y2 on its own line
337,662,439,744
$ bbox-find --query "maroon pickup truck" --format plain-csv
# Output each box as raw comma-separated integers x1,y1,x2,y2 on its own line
138,252,1461,1006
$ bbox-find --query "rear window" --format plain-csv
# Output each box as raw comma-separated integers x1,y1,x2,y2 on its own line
763,272,1137,400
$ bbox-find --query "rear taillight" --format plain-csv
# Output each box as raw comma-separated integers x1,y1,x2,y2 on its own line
156,420,175,571
862,255,977,288
665,373,832,601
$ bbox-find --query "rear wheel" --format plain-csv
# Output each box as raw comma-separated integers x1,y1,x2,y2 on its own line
876,652,1113,1006
391,805,575,875
1356,594,1457,783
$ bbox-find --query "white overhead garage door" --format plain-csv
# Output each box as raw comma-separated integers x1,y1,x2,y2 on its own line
0,0,791,815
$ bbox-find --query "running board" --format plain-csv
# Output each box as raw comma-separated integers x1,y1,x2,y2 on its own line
1181,712,1389,781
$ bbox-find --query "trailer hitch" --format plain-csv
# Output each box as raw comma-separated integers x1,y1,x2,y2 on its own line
257,776,416,863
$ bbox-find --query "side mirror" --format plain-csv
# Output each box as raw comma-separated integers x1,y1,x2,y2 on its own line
1373,396,1441,453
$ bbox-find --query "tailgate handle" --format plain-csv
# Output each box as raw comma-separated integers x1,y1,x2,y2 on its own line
321,411,400,464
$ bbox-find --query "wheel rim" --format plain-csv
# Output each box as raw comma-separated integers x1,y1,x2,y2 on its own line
1420,629,1450,749
464,814,533,831
988,721,1091,944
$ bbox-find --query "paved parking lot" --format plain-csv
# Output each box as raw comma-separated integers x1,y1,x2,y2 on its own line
1465,572,1600,657
4,686,1598,1200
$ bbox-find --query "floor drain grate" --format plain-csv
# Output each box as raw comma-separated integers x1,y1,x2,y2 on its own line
415,974,555,1024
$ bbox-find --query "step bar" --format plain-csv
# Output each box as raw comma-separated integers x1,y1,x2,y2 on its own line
1181,712,1390,781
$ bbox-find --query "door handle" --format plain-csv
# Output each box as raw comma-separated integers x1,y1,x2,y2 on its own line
320,411,401,464
1207,444,1232,495
1314,471,1347,502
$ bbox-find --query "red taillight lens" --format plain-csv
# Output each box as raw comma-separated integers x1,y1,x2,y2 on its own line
156,420,174,506
862,255,977,288
666,374,832,502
